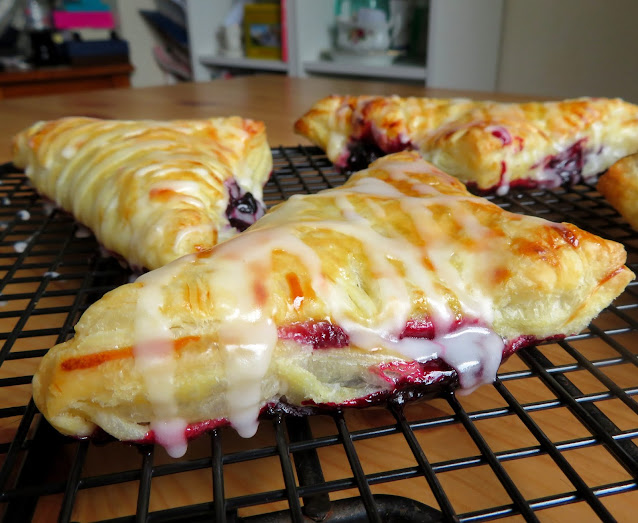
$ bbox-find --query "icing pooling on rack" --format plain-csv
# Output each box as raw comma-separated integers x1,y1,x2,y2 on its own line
133,155,513,456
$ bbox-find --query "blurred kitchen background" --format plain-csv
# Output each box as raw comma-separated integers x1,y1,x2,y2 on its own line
0,0,637,102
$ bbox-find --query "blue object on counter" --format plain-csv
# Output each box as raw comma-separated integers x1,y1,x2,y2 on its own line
61,0,111,12
64,37,129,65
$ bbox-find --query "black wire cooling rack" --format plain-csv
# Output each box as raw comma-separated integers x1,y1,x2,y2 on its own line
0,146,636,522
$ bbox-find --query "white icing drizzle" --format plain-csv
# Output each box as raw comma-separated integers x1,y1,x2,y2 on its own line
496,184,510,197
151,419,188,458
400,197,494,323
329,194,436,332
134,258,192,458
256,159,503,385
358,325,503,393
334,162,501,376
219,318,277,438
131,156,509,455
21,116,269,273
434,326,504,394
210,234,317,437
14,238,31,253
342,176,406,198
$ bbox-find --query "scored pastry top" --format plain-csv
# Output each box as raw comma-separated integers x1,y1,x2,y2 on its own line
294,95,638,193
12,116,273,270
597,153,638,231
32,152,633,457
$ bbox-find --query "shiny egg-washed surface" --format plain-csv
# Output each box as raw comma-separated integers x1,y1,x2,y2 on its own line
32,152,632,458
598,152,638,231
0,147,636,522
11,116,273,270
294,95,638,193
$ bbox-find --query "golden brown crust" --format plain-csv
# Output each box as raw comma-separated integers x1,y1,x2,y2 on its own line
33,151,634,447
12,116,273,270
294,95,638,192
597,154,638,230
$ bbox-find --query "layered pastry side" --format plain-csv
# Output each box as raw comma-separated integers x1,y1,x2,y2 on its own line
294,95,638,194
597,153,638,230
11,116,272,271
32,152,633,458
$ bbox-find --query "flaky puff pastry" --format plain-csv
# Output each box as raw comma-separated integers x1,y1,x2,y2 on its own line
294,95,638,194
33,152,633,457
12,116,272,270
597,154,638,230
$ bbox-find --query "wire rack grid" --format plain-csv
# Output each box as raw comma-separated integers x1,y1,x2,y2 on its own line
0,146,636,522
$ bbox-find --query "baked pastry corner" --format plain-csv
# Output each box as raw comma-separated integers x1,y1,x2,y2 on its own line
598,153,638,230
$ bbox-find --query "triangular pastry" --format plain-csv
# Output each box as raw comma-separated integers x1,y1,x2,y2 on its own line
597,153,638,230
294,95,638,194
12,116,272,270
32,152,633,457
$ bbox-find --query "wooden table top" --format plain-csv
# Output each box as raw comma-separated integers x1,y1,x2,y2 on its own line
0,75,635,522
0,74,540,152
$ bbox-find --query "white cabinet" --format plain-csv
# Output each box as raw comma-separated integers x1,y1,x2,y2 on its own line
186,0,504,91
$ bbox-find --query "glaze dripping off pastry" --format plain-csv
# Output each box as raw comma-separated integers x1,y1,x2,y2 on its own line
12,116,272,271
294,95,638,194
32,152,633,457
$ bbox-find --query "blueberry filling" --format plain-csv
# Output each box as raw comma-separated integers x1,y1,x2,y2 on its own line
538,139,586,184
345,141,387,172
225,179,265,231
100,325,551,446
344,132,593,192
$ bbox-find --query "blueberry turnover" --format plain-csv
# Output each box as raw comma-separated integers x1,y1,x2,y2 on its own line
294,95,638,194
12,116,272,270
33,152,633,457
598,153,638,230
